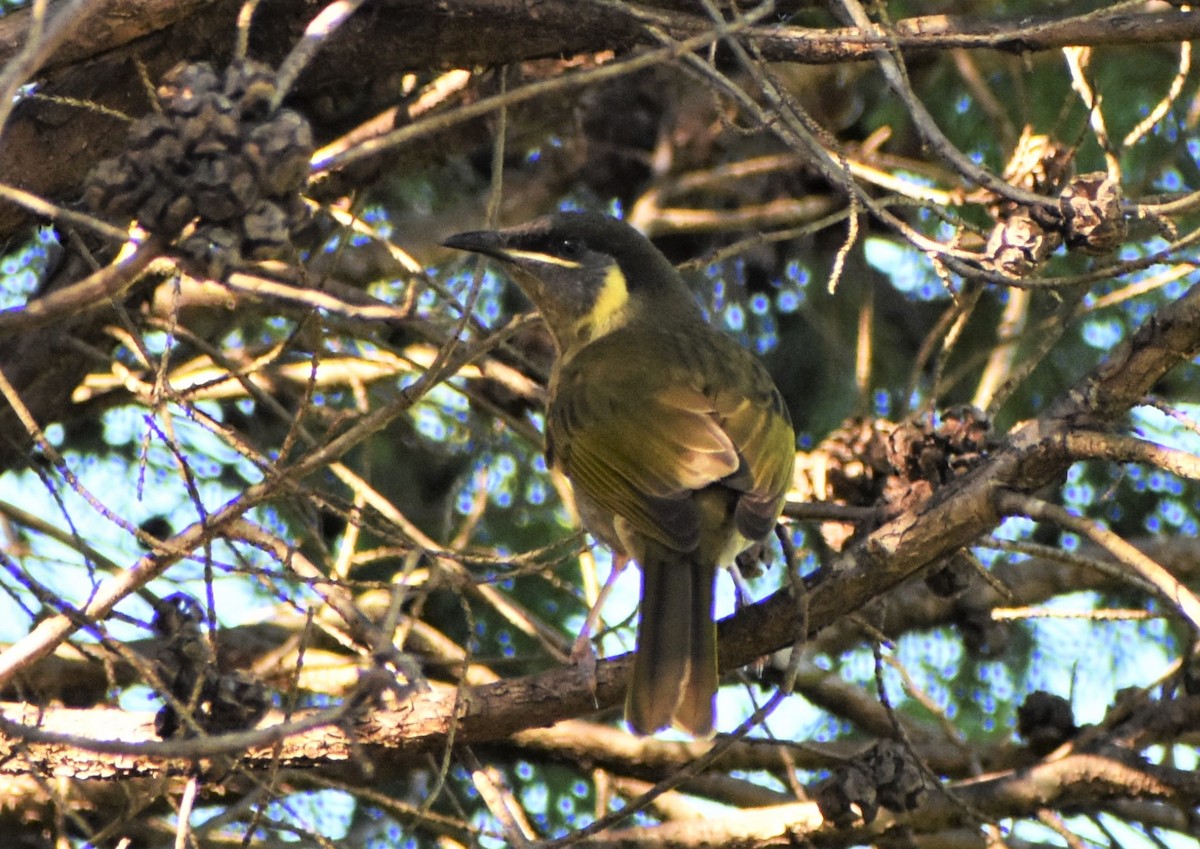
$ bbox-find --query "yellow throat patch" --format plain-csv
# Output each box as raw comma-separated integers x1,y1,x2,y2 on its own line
575,264,630,340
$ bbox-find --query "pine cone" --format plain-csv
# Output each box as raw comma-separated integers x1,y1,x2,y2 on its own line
986,209,1062,278
1018,691,1078,755
1060,172,1127,255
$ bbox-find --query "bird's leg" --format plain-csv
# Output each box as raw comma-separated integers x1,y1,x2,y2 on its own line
773,521,797,574
725,531,793,685
571,553,629,699
729,557,753,611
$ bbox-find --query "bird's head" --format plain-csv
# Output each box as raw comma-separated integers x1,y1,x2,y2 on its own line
443,212,697,353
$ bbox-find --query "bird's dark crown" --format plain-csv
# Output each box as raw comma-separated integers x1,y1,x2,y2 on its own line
454,212,682,293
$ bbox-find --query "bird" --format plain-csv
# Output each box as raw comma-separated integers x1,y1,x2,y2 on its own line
443,212,795,736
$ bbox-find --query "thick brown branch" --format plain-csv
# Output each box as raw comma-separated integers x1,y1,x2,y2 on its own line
750,9,1200,63
581,752,1196,846
0,3,1195,238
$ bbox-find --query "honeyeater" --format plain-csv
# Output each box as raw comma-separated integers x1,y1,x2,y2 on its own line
443,212,795,736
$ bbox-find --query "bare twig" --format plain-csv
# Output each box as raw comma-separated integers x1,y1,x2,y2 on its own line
995,491,1200,635
271,0,370,109
0,236,163,333
1064,431,1200,482
1124,39,1190,149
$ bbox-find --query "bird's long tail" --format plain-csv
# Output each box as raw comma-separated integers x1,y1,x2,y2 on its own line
626,545,717,736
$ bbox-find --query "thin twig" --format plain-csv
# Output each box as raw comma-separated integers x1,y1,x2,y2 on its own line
271,0,370,109
1065,431,1200,482
0,236,163,333
995,490,1200,636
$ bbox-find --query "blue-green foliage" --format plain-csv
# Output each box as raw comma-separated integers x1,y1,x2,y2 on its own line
0,226,58,309
864,236,946,302
0,395,277,642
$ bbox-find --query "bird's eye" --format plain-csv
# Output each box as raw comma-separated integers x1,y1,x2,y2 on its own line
557,236,585,260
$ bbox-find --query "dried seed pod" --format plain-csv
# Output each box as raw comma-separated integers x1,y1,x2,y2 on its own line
180,225,242,280
152,592,206,638
156,193,197,235
282,192,312,230
813,740,927,825
157,61,220,112
141,133,188,182
83,157,140,216
989,128,1074,221
180,98,240,156
1060,172,1127,255
814,761,878,826
191,157,257,221
806,409,992,551
246,109,314,196
819,418,895,507
223,58,278,119
151,591,270,738
242,199,290,259
136,188,185,234
937,406,990,473
866,740,927,814
126,113,177,151
986,209,1062,278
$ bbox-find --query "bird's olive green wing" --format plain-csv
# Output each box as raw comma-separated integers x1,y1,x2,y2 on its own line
548,330,794,553
707,359,796,542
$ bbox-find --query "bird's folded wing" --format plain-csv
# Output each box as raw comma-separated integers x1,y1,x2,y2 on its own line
551,369,788,551
710,384,796,542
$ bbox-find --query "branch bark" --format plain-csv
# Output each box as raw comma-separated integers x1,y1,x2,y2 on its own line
0,1,1196,237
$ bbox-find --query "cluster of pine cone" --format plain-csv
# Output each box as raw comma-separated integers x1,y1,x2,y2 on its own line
985,133,1128,277
85,59,313,277
818,408,991,530
151,592,268,738
814,740,928,826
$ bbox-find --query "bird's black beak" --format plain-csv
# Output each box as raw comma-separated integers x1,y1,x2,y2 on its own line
443,229,508,261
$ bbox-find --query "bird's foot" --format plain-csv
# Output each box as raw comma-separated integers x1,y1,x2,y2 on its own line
570,633,600,706
570,554,630,707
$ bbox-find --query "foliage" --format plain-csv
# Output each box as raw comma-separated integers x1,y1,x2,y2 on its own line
1,1,1200,847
